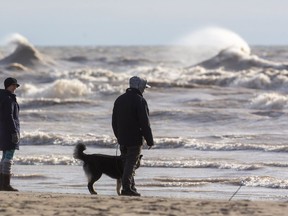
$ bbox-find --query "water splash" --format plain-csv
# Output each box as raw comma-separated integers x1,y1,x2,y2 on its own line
5,33,30,46
175,27,251,64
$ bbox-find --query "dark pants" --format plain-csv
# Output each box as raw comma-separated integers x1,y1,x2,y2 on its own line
120,145,142,190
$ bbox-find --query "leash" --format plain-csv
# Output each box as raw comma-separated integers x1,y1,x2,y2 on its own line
229,180,244,201
115,144,123,176
115,143,119,157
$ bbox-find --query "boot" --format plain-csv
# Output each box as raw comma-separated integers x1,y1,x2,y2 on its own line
121,187,141,196
2,174,18,191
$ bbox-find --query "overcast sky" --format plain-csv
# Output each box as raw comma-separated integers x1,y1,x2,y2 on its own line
0,0,287,46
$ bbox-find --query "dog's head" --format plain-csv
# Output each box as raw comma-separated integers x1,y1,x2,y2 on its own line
135,155,143,169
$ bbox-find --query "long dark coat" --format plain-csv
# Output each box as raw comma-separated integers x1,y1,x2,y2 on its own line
112,88,154,147
0,89,20,150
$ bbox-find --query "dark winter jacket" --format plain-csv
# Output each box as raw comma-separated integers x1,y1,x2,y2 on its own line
0,89,20,150
112,88,154,147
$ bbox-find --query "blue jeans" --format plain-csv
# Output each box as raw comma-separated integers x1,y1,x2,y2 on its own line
2,150,15,161
1,150,15,174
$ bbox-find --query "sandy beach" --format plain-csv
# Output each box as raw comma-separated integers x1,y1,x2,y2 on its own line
0,192,286,216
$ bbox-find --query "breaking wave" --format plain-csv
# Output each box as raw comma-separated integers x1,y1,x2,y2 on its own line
0,33,52,67
193,47,288,71
19,132,288,153
21,79,91,99
176,27,251,64
179,27,288,71
143,158,261,170
249,93,288,110
149,176,288,189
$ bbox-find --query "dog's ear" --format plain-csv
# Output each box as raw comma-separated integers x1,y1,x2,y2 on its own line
139,155,143,160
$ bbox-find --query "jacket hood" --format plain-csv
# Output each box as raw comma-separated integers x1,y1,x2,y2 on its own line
0,89,15,101
126,88,143,96
0,89,8,98
129,76,150,93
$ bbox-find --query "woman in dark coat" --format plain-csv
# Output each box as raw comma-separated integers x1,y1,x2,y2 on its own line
0,77,20,191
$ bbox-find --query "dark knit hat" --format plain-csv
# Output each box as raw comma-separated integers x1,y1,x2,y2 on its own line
4,77,20,89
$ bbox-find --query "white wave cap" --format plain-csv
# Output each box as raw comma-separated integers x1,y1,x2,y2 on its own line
249,93,288,110
5,33,30,45
22,79,92,99
176,27,251,56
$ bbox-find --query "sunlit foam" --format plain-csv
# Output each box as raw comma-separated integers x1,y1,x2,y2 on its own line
22,79,91,99
42,79,91,98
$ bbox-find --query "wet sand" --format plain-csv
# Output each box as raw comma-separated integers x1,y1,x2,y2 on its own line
0,192,287,216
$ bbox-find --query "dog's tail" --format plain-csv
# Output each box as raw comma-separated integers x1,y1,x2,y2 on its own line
73,143,87,161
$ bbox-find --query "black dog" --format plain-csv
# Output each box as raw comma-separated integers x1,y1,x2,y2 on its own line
73,143,142,195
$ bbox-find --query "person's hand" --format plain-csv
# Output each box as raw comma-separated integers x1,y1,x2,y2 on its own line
11,133,20,144
147,143,154,149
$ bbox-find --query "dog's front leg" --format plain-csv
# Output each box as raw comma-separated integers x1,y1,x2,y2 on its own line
116,179,121,195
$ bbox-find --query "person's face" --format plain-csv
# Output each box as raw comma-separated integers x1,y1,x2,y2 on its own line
6,84,18,93
139,80,147,94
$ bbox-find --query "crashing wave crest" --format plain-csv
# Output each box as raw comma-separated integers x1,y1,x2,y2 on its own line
193,47,288,71
0,33,52,67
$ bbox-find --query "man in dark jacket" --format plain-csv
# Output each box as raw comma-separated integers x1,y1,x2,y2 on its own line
0,77,20,191
112,76,154,196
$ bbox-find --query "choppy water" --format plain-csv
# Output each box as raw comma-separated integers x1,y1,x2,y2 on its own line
0,34,287,200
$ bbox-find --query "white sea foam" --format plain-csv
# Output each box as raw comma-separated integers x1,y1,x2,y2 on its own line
21,79,91,99
249,93,288,110
20,131,117,147
19,133,288,153
244,176,288,189
143,158,260,171
146,175,288,190
42,79,91,98
14,155,77,165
